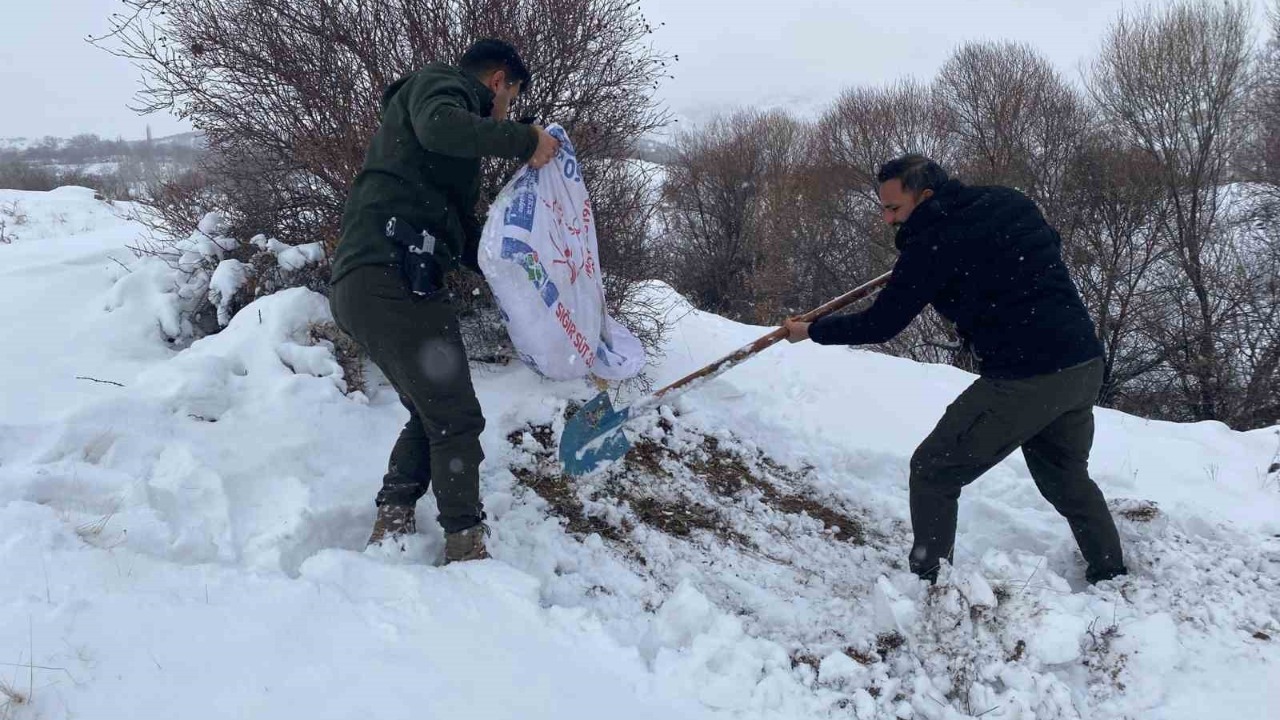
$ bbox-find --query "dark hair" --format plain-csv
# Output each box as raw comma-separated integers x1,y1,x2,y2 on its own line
459,39,531,93
876,154,949,194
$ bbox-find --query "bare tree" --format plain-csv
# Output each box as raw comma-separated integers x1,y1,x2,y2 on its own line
1222,211,1280,427
1219,2,1280,426
937,41,1091,214
92,0,673,354
1212,193,1280,428
1059,135,1169,407
816,80,956,202
811,80,974,368
657,110,805,322
812,79,954,274
96,0,670,242
589,157,670,351
1090,0,1257,423
1244,1,1280,195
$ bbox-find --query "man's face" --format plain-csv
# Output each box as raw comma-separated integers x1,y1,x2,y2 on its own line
485,69,522,120
878,179,933,228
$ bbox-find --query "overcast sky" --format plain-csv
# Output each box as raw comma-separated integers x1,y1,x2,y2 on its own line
0,0,1270,141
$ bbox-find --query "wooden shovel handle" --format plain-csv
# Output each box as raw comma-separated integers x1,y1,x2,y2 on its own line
794,270,893,323
649,271,893,403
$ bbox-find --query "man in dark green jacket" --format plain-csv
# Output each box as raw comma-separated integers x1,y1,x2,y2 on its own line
330,39,558,562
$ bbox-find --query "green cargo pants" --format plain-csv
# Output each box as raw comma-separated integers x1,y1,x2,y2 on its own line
909,357,1126,584
329,265,485,533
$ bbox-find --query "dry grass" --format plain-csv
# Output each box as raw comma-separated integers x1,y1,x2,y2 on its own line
508,426,748,546
510,464,626,542
0,677,26,719
74,511,116,539
74,510,125,549
789,652,821,671
791,631,908,673
0,626,33,720
507,428,628,543
622,490,735,540
1083,619,1127,692
506,417,876,567
693,438,868,545
875,630,906,658
309,321,366,395
1117,500,1161,522
0,200,27,226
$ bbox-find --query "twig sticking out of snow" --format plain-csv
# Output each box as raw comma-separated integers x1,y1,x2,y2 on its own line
74,376,125,387
0,675,24,720
0,620,35,720
1265,430,1280,488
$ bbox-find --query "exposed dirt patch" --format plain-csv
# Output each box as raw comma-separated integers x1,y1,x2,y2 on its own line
1006,639,1027,662
510,464,627,541
790,652,821,671
1117,500,1161,522
508,421,871,552
507,428,628,542
845,647,879,666
694,438,868,545
508,426,747,547
309,321,365,395
875,631,906,659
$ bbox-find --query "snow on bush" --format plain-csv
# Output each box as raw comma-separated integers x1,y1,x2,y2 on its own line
115,211,332,343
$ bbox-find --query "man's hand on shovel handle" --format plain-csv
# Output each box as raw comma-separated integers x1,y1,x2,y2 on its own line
783,318,811,343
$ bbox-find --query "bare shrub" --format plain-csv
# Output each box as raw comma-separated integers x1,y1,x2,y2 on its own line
1242,1,1280,191
812,80,969,368
937,40,1091,220
657,110,807,323
94,0,673,354
1058,135,1169,407
309,321,367,395
0,160,61,191
1090,0,1260,424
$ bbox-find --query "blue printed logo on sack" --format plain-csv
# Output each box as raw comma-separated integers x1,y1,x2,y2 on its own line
595,345,613,367
518,351,541,375
504,171,538,231
500,237,559,307
548,125,582,184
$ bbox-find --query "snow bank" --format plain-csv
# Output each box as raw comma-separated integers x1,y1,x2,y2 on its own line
0,186,128,243
1,188,1277,719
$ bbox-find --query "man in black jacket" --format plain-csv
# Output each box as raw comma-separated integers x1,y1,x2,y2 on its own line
785,154,1127,585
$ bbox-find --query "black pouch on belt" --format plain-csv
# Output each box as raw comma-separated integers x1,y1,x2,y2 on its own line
385,216,444,298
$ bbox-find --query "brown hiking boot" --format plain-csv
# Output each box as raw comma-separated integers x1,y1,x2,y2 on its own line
444,523,491,564
367,504,416,547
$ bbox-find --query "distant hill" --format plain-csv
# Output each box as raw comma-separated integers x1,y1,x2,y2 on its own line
631,135,676,164
0,131,205,197
0,131,205,162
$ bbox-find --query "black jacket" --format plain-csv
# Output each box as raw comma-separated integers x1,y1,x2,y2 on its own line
809,180,1102,379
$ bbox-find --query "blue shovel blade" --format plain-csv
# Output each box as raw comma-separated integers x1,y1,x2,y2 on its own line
559,392,633,476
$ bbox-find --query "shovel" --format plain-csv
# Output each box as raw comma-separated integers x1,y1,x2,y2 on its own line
559,271,893,475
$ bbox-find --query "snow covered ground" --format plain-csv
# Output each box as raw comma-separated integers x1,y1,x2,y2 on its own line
1,187,1277,719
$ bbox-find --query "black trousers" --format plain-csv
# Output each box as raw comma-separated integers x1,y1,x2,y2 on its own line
908,358,1126,584
330,265,485,533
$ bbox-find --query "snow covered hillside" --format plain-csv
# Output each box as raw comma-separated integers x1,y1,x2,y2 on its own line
1,187,1278,720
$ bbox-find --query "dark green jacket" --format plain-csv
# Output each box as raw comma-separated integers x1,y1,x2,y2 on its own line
330,63,539,284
